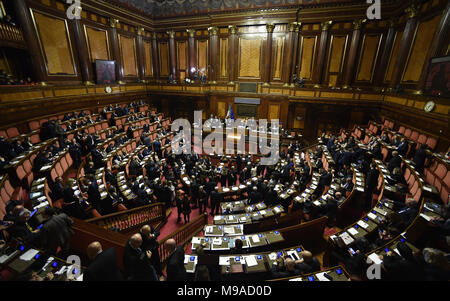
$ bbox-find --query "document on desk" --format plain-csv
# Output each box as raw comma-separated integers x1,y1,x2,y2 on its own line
313,201,322,206
228,215,234,221
219,256,231,266
20,249,39,261
0,250,19,264
289,277,302,281
420,213,432,221
368,253,383,265
286,251,300,261
205,226,213,233
224,226,235,234
252,235,260,243
423,186,433,192
192,237,201,244
367,212,377,220
316,272,331,281
274,207,281,214
214,215,223,221
347,228,359,236
244,255,258,267
268,253,277,261
260,210,267,215
357,220,369,229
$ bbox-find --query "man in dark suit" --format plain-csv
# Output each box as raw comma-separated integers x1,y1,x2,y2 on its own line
397,138,409,157
295,250,321,274
140,225,162,277
270,257,302,279
164,238,186,281
84,242,123,281
39,207,74,255
387,151,402,173
210,187,223,216
413,144,428,174
123,233,159,281
365,163,380,210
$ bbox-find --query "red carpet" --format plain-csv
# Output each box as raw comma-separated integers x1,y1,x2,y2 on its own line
159,205,214,239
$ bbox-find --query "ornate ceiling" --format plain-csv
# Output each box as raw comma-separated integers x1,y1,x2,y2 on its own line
107,0,363,18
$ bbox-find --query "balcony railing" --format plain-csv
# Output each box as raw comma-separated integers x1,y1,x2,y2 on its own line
0,21,25,48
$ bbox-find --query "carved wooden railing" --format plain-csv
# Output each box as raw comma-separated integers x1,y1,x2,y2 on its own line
86,203,166,234
158,212,208,265
0,21,25,47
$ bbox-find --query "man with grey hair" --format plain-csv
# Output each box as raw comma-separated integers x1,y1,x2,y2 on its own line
165,238,186,281
84,241,123,281
123,233,158,281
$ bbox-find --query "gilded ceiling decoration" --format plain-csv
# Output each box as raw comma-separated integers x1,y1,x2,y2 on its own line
106,0,361,18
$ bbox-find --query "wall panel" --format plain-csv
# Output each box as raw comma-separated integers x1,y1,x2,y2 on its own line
298,36,317,80
402,14,441,83
144,40,153,77
177,41,187,80
159,42,169,76
119,35,137,76
197,40,208,75
384,30,404,83
220,38,228,78
84,26,110,63
238,36,262,79
356,34,382,82
272,36,284,80
32,10,76,75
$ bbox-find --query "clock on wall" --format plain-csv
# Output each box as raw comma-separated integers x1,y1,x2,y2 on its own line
424,100,436,113
105,86,112,94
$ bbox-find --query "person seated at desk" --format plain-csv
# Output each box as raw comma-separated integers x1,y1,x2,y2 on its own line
124,233,159,281
413,144,429,174
387,151,402,173
379,242,424,281
396,138,409,157
295,250,321,274
230,238,247,255
342,177,354,193
7,207,40,245
84,241,124,281
270,257,303,279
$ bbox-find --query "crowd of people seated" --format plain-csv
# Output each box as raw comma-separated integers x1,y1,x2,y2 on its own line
0,70,37,86
1,103,449,281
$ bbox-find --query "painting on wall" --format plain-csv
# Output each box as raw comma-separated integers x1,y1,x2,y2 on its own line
95,59,116,84
424,56,450,98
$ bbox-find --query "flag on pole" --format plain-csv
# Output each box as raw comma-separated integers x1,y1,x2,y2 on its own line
226,104,235,120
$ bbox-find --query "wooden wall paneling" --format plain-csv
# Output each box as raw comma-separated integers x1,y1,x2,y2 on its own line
187,29,196,78
238,34,263,80
272,34,284,82
143,39,153,78
119,34,138,78
107,19,123,83
84,25,110,63
402,13,442,84
158,41,170,77
196,39,208,78
264,24,274,84
135,28,145,81
208,27,219,83
325,34,348,87
176,40,188,81
228,25,237,84
356,33,382,83
298,35,317,81
418,1,450,90
30,9,77,77
384,30,404,84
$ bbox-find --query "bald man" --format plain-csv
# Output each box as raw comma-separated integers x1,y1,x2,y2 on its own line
295,250,321,274
123,233,158,281
140,225,162,276
84,241,123,281
164,238,186,281
270,256,302,279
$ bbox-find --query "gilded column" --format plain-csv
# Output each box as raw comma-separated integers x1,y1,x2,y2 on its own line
228,25,237,85
208,26,219,84
264,23,275,86
343,19,366,88
290,22,301,87
12,0,47,84
151,32,160,82
374,19,396,86
313,21,332,87
390,4,420,89
136,27,146,82
108,18,124,84
167,30,177,81
187,29,196,79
